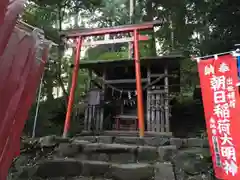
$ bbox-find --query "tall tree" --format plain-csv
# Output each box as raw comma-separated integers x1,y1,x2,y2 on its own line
197,0,240,55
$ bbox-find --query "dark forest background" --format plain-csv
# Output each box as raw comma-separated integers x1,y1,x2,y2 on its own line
22,0,239,137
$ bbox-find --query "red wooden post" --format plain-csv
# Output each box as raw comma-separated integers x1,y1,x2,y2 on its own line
63,36,83,138
133,29,145,137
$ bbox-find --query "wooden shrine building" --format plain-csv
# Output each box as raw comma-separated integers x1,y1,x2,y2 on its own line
61,21,184,137
80,55,183,133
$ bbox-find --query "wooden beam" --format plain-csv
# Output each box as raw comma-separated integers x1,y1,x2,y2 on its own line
100,68,106,131
147,65,151,131
69,35,150,47
90,79,102,89
150,74,164,78
105,78,148,84
150,74,178,78
147,90,165,94
89,70,93,89
164,65,169,132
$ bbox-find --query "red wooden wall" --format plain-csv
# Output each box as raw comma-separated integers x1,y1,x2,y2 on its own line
0,0,50,178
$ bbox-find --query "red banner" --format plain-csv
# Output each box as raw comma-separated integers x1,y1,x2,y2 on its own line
198,54,240,179
0,0,26,56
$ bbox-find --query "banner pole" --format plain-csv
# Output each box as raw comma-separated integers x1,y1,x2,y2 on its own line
32,69,44,138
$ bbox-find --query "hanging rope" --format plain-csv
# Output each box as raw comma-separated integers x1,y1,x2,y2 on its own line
192,50,240,61
91,74,177,97
106,83,136,93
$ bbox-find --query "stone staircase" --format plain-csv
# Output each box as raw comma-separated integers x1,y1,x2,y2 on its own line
14,131,213,180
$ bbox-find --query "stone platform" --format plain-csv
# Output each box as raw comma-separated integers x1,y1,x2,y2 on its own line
11,132,214,180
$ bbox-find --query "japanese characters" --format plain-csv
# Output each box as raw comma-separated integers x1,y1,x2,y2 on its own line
204,60,238,177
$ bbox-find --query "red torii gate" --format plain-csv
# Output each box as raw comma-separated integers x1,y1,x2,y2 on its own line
61,21,161,138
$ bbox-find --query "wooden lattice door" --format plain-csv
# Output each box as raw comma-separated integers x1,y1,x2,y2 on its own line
147,90,168,132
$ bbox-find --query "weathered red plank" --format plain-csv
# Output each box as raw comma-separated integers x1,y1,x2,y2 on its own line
0,0,26,56
0,1,50,179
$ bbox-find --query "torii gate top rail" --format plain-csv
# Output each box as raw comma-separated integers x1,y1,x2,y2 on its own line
62,21,162,138
60,20,162,38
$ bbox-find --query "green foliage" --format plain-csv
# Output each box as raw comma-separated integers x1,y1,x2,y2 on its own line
139,40,156,57
97,52,128,60
180,57,199,93
171,96,205,137
33,0,102,9
25,97,66,136
24,0,240,136
85,37,156,61
85,41,155,61
22,3,60,43
196,0,240,55
89,0,129,27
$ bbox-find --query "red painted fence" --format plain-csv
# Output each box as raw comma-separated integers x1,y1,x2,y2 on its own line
0,0,26,56
0,0,9,25
0,0,50,179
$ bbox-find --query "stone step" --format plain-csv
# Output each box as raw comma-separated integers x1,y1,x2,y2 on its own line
74,135,209,149
21,159,175,180
74,135,170,147
35,134,209,151
170,137,209,149
68,178,112,180
30,177,112,180
56,140,177,163
79,131,172,138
